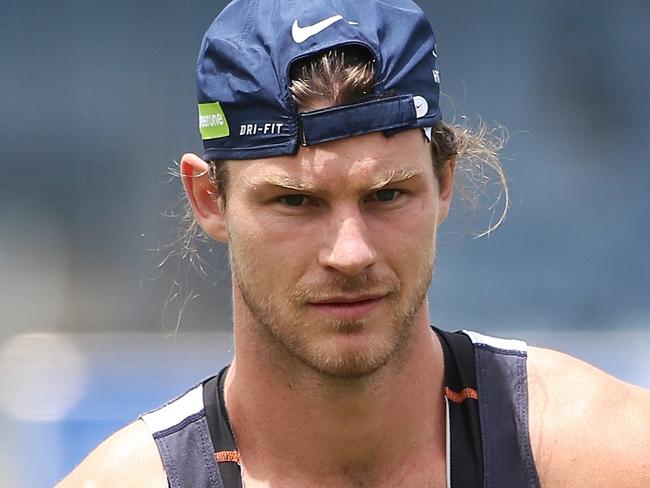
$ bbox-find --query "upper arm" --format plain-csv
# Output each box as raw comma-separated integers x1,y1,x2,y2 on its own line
528,347,650,487
56,419,168,487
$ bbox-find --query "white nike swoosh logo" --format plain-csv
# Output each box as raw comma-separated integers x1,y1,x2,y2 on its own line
291,15,344,43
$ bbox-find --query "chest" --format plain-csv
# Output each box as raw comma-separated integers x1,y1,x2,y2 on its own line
238,450,448,488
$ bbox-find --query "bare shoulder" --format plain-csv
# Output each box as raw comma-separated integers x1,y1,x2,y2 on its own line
56,419,167,487
527,346,650,487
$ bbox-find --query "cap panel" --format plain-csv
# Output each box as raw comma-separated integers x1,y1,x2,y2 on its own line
198,7,299,160
369,3,441,124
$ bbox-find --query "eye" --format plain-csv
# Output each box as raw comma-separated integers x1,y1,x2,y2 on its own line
280,194,308,207
373,189,400,202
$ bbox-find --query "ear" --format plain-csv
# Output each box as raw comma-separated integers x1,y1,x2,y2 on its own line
180,153,228,242
436,159,456,225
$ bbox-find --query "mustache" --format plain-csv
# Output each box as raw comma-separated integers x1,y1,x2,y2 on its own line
291,272,400,303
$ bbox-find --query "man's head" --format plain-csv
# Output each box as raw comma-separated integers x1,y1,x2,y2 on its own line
179,0,473,378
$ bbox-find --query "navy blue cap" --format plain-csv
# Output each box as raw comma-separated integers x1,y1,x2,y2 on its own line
196,0,442,161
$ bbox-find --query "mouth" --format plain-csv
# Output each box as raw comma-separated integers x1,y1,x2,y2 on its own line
308,294,385,321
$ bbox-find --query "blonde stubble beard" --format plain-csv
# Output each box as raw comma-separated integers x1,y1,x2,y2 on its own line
228,237,436,380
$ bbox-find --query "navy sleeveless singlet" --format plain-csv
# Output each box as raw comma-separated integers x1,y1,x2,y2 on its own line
140,327,542,487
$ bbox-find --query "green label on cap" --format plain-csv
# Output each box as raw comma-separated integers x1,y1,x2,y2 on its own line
198,102,230,140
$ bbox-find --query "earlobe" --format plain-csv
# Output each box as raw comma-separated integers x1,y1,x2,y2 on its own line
180,153,228,242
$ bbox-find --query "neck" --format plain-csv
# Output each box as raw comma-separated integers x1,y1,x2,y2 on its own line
224,296,446,485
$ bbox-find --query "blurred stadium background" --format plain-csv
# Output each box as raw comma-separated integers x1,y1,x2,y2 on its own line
1,0,648,485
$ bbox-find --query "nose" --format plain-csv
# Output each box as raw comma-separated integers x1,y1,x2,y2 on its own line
319,210,377,276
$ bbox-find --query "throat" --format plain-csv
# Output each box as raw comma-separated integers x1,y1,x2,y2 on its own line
223,322,447,486
223,345,447,487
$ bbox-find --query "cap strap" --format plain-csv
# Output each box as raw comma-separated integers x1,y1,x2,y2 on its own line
299,94,417,146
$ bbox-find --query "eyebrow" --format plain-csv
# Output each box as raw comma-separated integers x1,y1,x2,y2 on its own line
366,169,424,191
244,168,424,193
243,174,319,193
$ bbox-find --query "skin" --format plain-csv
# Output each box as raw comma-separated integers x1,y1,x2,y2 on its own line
57,129,650,487
527,348,650,487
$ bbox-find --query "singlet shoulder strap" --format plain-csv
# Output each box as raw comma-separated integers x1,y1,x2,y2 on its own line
435,327,484,487
204,367,243,487
140,379,225,488
462,330,541,488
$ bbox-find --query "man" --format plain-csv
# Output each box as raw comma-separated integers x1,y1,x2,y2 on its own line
59,0,650,486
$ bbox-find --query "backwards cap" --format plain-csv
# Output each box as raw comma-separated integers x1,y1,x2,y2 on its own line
197,0,442,161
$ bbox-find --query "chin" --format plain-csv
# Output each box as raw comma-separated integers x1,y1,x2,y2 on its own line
296,326,409,379
303,350,392,379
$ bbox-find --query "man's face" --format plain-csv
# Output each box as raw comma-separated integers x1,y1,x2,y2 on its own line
223,129,448,378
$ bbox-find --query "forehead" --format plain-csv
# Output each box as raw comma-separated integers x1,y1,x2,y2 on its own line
229,129,433,191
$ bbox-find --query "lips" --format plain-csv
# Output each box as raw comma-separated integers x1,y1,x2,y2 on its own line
308,294,385,320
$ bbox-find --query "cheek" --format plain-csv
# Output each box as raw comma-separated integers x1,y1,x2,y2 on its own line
226,210,318,279
370,199,438,257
